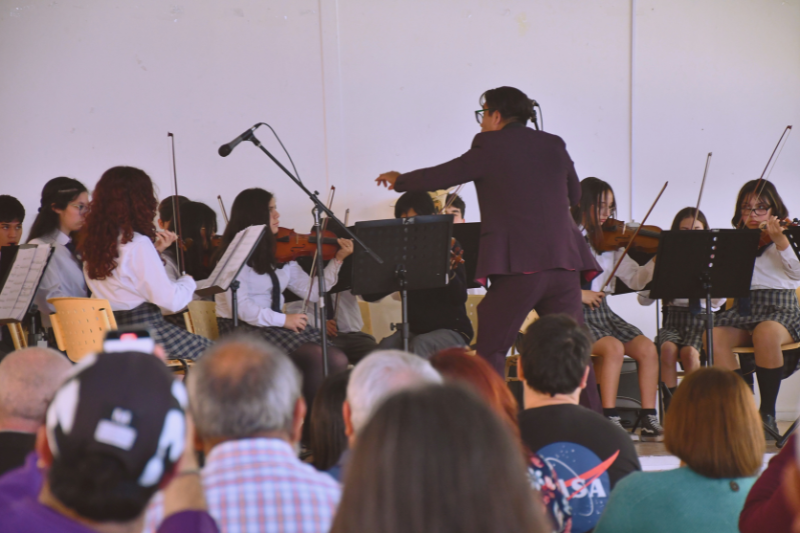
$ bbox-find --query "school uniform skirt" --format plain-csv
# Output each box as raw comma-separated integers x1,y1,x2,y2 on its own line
658,307,706,352
583,298,642,344
114,303,212,360
715,289,800,342
217,317,329,354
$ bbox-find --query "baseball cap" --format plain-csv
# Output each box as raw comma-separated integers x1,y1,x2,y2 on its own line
46,351,188,488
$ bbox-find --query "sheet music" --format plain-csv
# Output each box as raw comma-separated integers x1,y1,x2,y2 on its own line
196,225,266,294
0,244,52,322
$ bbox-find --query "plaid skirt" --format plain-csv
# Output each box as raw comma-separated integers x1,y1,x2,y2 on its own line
715,289,800,342
583,298,642,344
114,303,212,360
163,312,187,329
658,307,706,352
217,317,329,354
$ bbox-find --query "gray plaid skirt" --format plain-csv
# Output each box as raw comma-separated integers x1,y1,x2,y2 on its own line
217,317,329,354
658,307,707,352
715,289,800,342
114,303,212,360
583,298,642,344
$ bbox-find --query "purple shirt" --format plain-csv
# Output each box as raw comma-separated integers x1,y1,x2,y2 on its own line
0,451,43,503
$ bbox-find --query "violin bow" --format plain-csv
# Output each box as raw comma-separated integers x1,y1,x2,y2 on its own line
599,181,668,293
691,153,712,229
217,195,229,225
441,184,465,213
331,208,350,321
167,132,186,275
739,125,793,228
302,186,336,314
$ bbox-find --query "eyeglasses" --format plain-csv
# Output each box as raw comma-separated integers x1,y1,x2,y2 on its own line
740,206,771,216
70,203,89,214
474,108,494,124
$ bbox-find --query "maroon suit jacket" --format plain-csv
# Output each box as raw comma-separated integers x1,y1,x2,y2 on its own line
395,123,600,281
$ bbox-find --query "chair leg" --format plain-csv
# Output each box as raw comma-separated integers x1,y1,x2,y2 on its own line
777,417,800,448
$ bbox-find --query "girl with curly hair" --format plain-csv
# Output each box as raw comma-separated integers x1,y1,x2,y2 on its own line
80,166,211,359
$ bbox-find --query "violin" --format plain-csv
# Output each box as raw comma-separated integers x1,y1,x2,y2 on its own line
450,237,465,271
274,227,341,263
599,218,662,254
758,218,800,249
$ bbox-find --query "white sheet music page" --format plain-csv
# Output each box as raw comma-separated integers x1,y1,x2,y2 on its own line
0,245,52,322
196,225,266,294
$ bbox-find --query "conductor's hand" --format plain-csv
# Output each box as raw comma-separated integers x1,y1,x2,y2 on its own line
326,319,338,337
155,230,178,253
765,216,790,251
376,171,401,190
284,314,308,332
582,290,605,310
335,238,354,262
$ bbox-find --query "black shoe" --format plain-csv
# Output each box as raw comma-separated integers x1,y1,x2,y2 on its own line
607,415,639,441
761,412,779,441
639,413,664,442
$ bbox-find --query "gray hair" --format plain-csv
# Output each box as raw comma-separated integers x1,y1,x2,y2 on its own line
188,336,302,438
0,347,72,425
347,350,442,433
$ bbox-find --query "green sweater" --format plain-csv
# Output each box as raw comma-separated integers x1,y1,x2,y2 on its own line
594,466,756,533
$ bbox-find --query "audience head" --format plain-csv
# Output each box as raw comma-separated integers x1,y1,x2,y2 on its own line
81,166,158,279
310,369,351,471
0,347,72,433
27,177,89,242
39,351,187,523
331,384,548,533
664,367,764,478
157,195,190,231
394,191,436,218
0,195,25,246
188,336,304,451
431,348,519,438
444,193,466,223
345,350,441,442
479,86,537,130
519,314,592,400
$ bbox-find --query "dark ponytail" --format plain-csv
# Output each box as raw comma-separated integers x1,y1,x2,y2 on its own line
27,177,88,242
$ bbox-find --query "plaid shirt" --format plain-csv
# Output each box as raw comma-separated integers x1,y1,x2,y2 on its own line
144,438,341,533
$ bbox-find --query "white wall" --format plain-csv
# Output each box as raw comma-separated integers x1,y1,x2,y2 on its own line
2,0,799,415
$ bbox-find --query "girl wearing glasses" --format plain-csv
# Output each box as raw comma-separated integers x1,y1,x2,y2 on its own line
27,177,91,333
712,179,800,438
572,177,662,442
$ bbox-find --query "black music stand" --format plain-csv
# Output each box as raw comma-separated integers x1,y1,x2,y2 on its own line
452,222,482,289
783,225,800,262
351,215,453,351
649,229,759,367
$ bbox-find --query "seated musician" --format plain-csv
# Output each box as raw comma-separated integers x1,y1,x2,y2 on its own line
444,192,466,223
0,195,25,359
363,191,473,359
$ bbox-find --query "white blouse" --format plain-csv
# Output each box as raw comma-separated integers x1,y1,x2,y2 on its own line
84,232,195,313
588,247,655,294
216,259,341,328
29,230,88,327
751,243,800,290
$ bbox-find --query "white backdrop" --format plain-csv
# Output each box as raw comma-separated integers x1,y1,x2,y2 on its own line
2,0,799,415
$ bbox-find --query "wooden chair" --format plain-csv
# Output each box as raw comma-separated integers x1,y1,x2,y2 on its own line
358,300,373,336
7,322,27,350
48,297,117,363
183,301,219,341
465,294,483,345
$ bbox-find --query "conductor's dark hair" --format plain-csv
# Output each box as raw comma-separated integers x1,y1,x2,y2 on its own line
731,179,788,228
520,314,592,396
445,193,466,219
0,195,25,223
27,177,88,242
479,87,536,125
394,192,436,218
212,188,277,275
671,207,709,231
570,177,616,253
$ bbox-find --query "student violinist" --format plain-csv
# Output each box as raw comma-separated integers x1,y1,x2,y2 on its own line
571,177,662,441
0,195,25,359
79,166,212,360
712,179,800,437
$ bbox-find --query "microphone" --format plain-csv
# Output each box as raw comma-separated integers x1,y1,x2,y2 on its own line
218,123,261,157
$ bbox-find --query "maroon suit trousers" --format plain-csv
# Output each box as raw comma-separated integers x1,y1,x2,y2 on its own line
475,269,602,413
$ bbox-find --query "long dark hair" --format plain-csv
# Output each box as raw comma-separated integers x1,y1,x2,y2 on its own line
731,179,788,228
309,369,350,471
570,177,616,253
27,177,88,242
330,384,548,533
211,188,277,274
671,207,709,231
166,201,217,280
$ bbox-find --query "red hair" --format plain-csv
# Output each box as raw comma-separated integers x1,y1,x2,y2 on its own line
430,348,520,440
80,167,158,280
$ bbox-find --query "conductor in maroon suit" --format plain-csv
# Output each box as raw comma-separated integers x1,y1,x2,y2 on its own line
377,86,602,412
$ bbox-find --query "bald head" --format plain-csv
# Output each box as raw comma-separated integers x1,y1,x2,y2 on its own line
188,336,302,440
0,347,72,432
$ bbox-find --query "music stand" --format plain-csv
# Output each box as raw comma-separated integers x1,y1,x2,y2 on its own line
649,229,759,366
452,222,482,289
351,215,453,351
783,225,800,262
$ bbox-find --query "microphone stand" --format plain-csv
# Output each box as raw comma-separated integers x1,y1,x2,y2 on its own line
246,133,383,376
